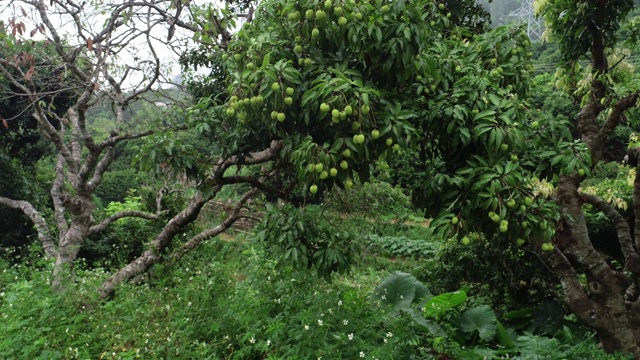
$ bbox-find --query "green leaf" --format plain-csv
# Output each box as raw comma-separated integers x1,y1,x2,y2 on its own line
423,289,467,318
372,271,422,308
459,305,497,341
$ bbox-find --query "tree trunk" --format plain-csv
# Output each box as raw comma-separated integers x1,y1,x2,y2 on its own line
555,175,640,356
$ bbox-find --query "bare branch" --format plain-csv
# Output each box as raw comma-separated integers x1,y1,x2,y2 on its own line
88,210,161,235
171,188,259,261
580,192,640,273
0,196,56,259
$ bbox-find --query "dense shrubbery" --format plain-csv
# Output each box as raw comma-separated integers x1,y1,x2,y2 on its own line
0,235,625,360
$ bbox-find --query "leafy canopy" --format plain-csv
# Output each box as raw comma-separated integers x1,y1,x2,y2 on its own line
183,0,592,255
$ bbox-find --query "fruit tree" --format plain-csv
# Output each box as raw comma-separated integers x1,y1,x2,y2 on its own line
196,0,640,355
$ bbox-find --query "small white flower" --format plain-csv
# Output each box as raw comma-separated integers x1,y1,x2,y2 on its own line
249,337,256,344
338,300,343,306
343,319,348,325
317,320,323,326
386,332,393,338
267,340,271,346
348,333,354,340
359,351,366,358
304,325,309,331
384,338,388,343
381,295,386,300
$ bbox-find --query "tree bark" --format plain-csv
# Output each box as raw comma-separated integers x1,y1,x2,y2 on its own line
98,191,217,299
0,197,56,259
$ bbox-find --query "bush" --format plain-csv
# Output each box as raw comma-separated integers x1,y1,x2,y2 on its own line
324,179,412,217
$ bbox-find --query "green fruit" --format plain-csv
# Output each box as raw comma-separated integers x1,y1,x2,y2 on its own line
386,138,393,146
461,236,470,245
286,87,294,96
354,12,363,20
491,214,500,223
517,238,526,246
271,111,278,119
447,12,451,18
342,149,351,157
338,16,348,26
246,62,254,70
330,168,338,177
316,10,327,20
351,121,360,130
277,113,286,122
381,5,390,13
524,197,534,206
344,179,353,189
371,130,380,139
540,222,548,230
500,143,509,152
578,169,585,176
506,199,516,208
289,11,300,21
294,45,303,53
393,144,400,151
455,65,462,73
305,9,315,20
312,28,320,38
357,134,366,144
255,95,264,104
315,163,324,173
334,7,343,16
344,105,353,115
298,58,305,66
222,54,228,61
430,20,436,27
451,217,459,225
353,134,360,144
339,111,346,120
310,184,318,194
490,58,497,65
520,205,527,212
438,3,445,10
284,96,293,105
332,109,340,118
511,154,518,162
234,54,242,62
226,108,235,116
340,160,349,169
304,58,312,66
324,0,332,9
320,103,330,112
521,221,528,229
319,171,328,180
271,82,280,91
360,104,370,115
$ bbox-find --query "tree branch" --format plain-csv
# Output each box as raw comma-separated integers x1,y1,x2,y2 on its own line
591,92,640,161
171,188,259,261
580,192,640,273
88,210,161,235
0,196,56,259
